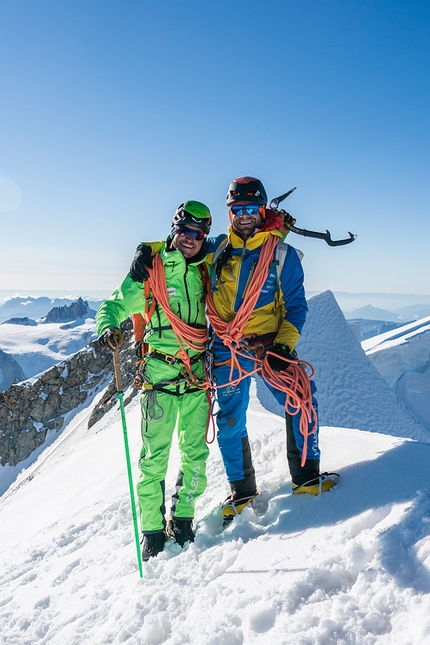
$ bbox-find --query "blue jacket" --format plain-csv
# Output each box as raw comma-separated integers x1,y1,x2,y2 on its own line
206,226,307,350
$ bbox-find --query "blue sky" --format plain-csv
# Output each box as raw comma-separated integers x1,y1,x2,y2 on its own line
1,0,429,299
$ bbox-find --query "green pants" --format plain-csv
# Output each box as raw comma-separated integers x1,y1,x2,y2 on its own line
136,357,210,532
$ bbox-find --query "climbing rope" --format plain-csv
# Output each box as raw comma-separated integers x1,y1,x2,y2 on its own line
146,253,209,379
143,242,317,456
205,234,317,463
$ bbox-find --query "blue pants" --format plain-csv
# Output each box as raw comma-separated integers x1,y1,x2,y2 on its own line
214,340,320,493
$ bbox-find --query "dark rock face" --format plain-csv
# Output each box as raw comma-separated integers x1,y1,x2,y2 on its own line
0,349,26,392
1,317,37,326
41,298,96,324
0,320,138,467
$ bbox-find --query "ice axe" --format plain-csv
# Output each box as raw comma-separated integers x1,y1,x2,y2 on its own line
112,348,143,578
270,187,357,247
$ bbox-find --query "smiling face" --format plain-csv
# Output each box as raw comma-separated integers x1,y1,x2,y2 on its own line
171,223,205,259
230,205,263,240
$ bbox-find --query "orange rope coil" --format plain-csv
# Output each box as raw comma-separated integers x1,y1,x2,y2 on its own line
146,243,317,461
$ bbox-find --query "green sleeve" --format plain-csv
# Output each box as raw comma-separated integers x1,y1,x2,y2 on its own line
96,274,146,335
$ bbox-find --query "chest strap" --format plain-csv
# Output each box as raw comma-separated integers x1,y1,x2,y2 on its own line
147,349,204,366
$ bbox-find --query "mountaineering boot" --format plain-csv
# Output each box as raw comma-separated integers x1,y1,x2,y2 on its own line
141,531,166,561
292,472,340,496
167,517,195,547
221,492,258,527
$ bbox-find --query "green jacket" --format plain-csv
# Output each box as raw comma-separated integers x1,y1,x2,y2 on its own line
96,243,208,359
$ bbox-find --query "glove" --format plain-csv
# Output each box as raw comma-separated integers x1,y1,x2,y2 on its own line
267,344,295,372
99,327,123,351
129,244,153,282
278,209,296,227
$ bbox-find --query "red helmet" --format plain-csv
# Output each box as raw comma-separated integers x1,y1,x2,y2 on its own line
226,176,267,206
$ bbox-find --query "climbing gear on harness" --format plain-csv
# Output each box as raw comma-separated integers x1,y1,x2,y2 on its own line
270,186,357,247
292,472,340,495
112,348,143,578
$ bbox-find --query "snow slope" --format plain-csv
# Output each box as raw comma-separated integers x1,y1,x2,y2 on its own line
2,386,430,644
1,292,430,643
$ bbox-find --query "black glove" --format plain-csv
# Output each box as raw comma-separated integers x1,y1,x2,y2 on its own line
278,209,296,226
267,344,295,371
129,244,153,282
99,327,123,351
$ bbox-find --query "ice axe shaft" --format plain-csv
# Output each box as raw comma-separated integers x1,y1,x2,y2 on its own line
113,349,143,578
269,187,357,247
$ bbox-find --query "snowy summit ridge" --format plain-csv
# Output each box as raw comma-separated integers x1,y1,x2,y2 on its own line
258,290,428,442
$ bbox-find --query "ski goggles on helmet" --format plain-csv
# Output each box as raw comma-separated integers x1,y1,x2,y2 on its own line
230,204,262,217
175,225,206,241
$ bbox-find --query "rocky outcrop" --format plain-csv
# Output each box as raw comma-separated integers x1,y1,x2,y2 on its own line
41,297,95,324
1,317,37,326
0,320,137,467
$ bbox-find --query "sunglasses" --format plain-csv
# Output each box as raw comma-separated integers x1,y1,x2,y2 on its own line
230,204,262,217
176,225,206,241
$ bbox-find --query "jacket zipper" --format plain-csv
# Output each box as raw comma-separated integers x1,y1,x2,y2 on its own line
242,261,256,300
183,266,192,325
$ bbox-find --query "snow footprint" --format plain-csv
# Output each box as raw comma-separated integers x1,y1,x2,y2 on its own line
51,558,81,586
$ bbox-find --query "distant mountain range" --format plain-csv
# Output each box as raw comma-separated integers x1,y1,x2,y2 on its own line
0,296,103,324
343,303,430,322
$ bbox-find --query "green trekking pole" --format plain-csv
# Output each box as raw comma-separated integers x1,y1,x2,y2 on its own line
113,348,143,578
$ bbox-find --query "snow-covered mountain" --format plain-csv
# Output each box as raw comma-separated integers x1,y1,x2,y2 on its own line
0,295,103,324
258,291,426,441
1,291,430,644
363,316,430,433
0,312,97,388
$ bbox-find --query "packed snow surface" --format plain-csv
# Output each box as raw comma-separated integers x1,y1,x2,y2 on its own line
1,291,430,643
2,387,430,644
